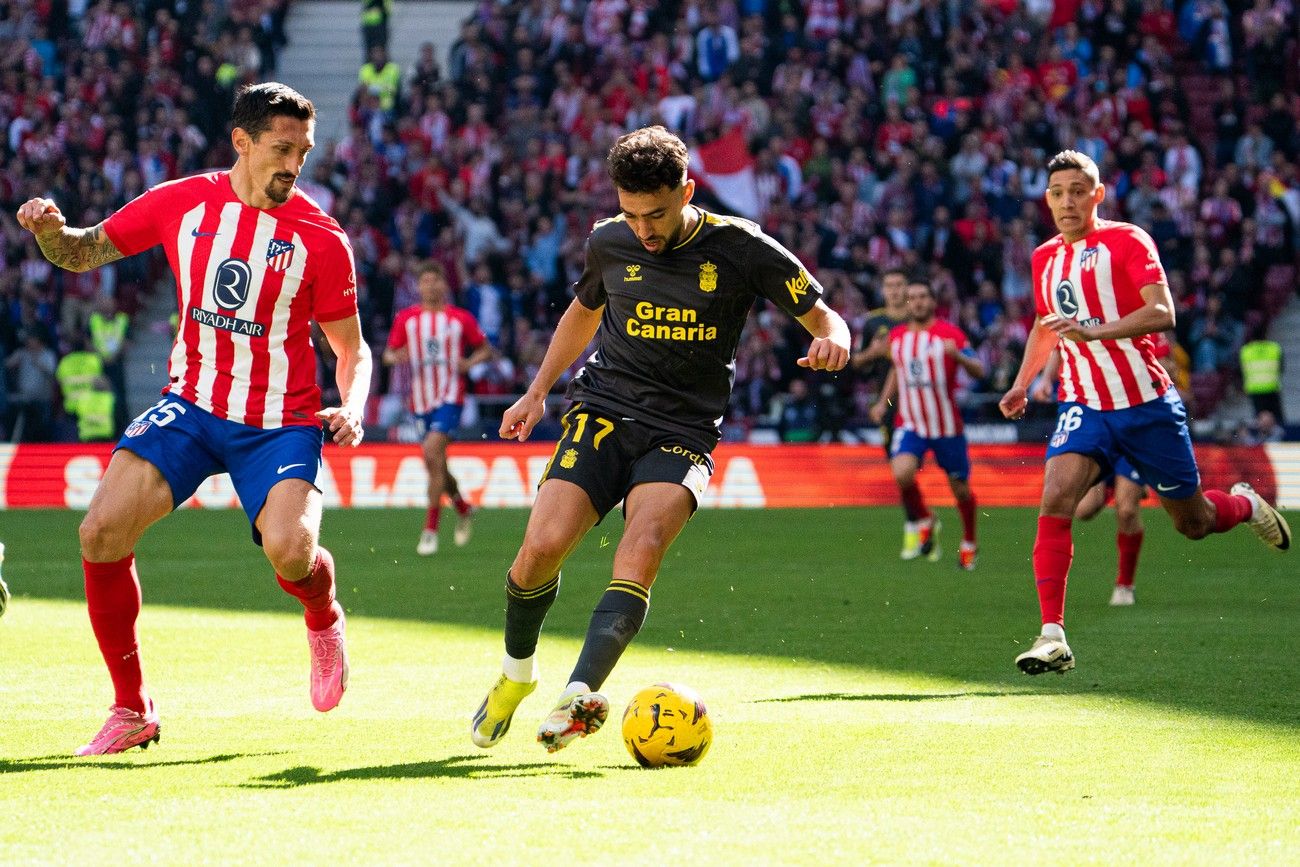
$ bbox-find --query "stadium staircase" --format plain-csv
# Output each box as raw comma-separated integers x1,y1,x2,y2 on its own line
123,0,472,412
275,0,472,142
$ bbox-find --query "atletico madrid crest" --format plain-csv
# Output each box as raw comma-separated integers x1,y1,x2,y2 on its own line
266,238,295,273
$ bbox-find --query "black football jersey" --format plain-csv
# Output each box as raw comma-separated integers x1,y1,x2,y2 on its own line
568,207,822,444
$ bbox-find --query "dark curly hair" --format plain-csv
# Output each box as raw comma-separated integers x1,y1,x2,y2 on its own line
607,126,689,193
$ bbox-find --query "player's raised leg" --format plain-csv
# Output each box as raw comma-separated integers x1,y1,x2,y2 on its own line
445,472,475,547
259,479,347,712
472,479,597,747
539,481,693,753
934,435,976,569
75,450,173,755
1015,453,1097,675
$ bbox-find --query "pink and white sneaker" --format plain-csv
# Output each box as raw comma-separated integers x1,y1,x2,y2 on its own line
75,703,161,756
308,609,348,712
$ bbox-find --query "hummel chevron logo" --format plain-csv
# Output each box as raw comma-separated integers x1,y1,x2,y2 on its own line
191,228,219,238
277,463,306,474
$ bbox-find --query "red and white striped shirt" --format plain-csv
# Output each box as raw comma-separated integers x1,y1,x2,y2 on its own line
387,304,485,413
889,320,969,438
103,172,358,428
1032,219,1171,411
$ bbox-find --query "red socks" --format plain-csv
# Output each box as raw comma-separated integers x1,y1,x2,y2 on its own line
1116,530,1143,587
277,547,340,631
957,495,977,543
1032,516,1074,627
83,554,148,714
425,505,441,531
1204,489,1253,534
900,483,931,522
452,495,472,517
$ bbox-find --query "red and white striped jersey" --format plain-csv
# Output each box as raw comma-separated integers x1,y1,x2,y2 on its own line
387,304,485,413
889,319,969,438
103,171,358,428
1032,219,1171,411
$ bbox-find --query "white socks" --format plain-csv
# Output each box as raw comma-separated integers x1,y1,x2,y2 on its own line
1041,623,1066,642
502,653,537,684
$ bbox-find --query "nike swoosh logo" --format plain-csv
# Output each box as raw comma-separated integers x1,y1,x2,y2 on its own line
277,463,306,474
1156,483,1179,492
191,228,219,238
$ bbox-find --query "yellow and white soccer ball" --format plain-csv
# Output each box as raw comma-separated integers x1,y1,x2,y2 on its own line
621,683,712,768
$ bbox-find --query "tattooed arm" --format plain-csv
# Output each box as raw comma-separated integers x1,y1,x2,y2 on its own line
15,198,125,273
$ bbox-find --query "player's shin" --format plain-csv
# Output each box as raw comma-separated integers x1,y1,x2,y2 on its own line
1032,516,1074,638
1116,530,1143,586
900,483,931,522
504,572,560,680
568,579,650,692
277,547,340,631
83,554,148,714
957,493,977,543
1204,489,1253,534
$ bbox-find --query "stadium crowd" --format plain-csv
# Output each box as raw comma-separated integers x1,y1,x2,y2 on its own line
1,0,1298,445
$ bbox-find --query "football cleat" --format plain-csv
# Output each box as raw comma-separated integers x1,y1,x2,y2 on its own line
1015,634,1075,675
454,508,474,547
958,541,978,571
537,690,609,754
471,673,537,748
900,525,922,560
1230,482,1291,551
75,703,161,756
1109,585,1135,606
416,529,439,556
0,541,9,619
922,519,942,562
308,608,348,712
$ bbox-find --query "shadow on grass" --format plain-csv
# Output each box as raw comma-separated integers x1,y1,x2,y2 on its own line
242,754,602,787
0,752,280,774
5,507,1299,730
754,690,1022,703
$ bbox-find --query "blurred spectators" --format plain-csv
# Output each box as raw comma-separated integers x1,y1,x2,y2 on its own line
0,0,290,441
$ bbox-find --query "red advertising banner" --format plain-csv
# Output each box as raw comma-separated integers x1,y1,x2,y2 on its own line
0,443,1288,510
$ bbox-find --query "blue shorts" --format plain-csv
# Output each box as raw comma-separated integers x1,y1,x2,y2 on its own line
890,429,971,481
419,403,463,437
116,395,324,543
1103,456,1147,489
1046,391,1199,499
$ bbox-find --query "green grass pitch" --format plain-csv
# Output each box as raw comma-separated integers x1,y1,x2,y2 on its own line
1,506,1297,863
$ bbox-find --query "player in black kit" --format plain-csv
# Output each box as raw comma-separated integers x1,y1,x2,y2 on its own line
470,126,851,754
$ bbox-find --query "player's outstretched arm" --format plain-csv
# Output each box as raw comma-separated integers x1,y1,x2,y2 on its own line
317,314,373,447
795,301,851,371
500,298,602,442
1000,317,1057,419
16,198,124,273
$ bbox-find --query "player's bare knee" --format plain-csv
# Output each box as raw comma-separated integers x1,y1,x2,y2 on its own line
513,535,568,587
262,527,315,579
78,511,130,562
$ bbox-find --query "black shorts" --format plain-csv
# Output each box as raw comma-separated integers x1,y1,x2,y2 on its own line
540,402,715,520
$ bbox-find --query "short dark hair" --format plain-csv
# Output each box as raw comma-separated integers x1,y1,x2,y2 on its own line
417,260,446,280
607,126,689,193
1045,149,1100,186
882,267,911,282
231,82,315,140
907,279,934,297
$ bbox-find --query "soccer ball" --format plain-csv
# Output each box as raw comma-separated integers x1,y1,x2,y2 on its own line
621,683,712,768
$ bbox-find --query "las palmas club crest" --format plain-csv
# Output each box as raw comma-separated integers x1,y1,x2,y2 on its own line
266,238,295,273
